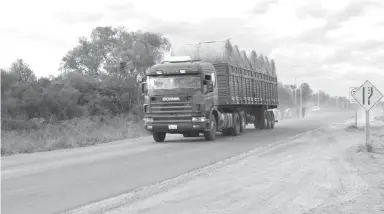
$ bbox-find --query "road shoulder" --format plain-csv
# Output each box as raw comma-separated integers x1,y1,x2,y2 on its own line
80,119,384,214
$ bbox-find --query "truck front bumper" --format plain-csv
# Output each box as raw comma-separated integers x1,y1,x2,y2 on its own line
145,122,206,133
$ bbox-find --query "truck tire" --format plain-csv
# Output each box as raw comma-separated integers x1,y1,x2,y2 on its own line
240,114,246,133
266,112,272,129
253,121,259,129
254,110,267,129
230,113,241,136
204,116,217,141
270,112,275,129
153,132,166,142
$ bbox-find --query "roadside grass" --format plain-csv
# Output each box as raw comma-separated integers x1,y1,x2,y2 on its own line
1,114,148,156
354,120,384,154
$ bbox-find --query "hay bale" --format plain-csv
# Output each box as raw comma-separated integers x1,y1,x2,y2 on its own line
232,45,244,67
170,41,276,75
258,54,266,74
170,40,238,64
170,44,199,59
265,56,271,76
270,59,276,77
240,50,251,69
246,50,258,70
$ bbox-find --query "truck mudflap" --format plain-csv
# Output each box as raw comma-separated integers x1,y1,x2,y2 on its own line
146,122,206,133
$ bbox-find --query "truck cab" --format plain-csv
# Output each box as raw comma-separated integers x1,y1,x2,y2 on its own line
140,56,217,142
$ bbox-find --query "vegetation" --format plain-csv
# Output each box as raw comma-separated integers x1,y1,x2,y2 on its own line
1,26,170,155
1,26,347,156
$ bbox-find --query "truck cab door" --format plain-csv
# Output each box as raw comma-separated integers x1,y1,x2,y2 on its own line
203,73,216,110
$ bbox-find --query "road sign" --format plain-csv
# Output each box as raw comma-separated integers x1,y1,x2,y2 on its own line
349,87,358,103
352,80,383,111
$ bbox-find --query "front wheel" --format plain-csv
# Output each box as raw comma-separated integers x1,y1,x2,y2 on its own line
204,116,217,141
153,132,166,142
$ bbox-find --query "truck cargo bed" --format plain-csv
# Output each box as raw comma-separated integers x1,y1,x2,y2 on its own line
214,63,278,107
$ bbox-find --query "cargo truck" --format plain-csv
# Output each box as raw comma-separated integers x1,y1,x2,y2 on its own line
139,41,279,142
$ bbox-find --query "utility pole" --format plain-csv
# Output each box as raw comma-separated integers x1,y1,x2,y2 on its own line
336,97,339,108
294,77,297,118
300,87,303,118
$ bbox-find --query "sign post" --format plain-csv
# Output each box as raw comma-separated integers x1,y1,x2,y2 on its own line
349,87,358,126
352,80,383,152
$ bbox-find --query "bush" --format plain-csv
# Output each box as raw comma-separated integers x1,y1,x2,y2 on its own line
1,114,148,156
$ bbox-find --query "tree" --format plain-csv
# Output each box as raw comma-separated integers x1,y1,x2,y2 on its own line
60,26,171,79
311,90,329,106
300,83,313,105
4,59,37,84
277,82,294,108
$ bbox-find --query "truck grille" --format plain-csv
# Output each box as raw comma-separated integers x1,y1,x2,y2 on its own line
150,101,193,123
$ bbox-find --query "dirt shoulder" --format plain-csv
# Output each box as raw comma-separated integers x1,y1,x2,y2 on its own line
103,119,384,214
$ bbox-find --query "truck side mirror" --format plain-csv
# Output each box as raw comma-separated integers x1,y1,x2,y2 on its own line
140,82,146,94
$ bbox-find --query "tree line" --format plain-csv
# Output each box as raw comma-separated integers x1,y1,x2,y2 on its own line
1,26,347,131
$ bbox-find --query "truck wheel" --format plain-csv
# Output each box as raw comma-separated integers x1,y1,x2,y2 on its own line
270,112,275,129
230,113,241,136
240,115,246,133
253,121,259,129
204,116,217,141
266,111,272,129
222,128,230,136
260,111,268,129
255,110,267,129
153,132,166,142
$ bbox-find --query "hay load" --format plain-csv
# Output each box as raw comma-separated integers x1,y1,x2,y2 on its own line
232,45,245,67
258,54,267,74
245,50,258,70
170,40,276,76
270,59,276,76
240,50,251,69
265,56,271,76
170,44,199,60
246,50,258,70
170,40,238,65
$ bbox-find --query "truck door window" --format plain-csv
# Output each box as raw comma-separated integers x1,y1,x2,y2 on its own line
204,74,211,81
204,74,211,93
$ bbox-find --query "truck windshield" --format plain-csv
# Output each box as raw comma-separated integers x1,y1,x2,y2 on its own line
147,76,201,94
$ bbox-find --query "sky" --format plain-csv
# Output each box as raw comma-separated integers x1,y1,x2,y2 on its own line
1,0,384,97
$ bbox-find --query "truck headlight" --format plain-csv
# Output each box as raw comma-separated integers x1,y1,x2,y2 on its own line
192,117,206,122
143,118,153,123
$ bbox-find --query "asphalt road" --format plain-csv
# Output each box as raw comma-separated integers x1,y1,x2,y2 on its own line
1,110,352,214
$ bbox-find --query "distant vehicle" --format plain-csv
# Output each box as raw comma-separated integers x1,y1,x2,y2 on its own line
311,106,320,111
140,40,280,142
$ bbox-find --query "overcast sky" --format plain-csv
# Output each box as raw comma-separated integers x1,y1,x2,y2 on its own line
1,0,384,97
